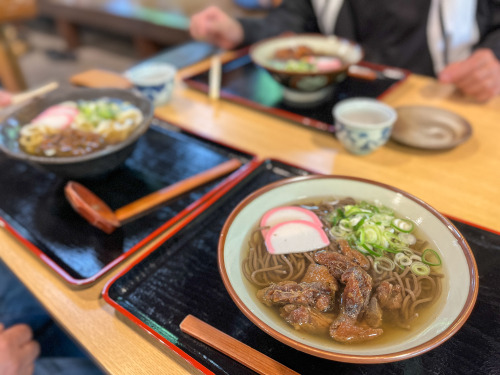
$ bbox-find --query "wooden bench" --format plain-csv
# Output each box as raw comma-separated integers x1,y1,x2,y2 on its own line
38,0,265,57
0,0,38,92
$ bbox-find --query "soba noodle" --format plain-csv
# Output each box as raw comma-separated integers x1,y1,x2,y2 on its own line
243,227,314,286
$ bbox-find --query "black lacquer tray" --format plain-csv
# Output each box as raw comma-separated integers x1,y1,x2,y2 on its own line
0,119,253,286
103,159,500,375
184,52,408,133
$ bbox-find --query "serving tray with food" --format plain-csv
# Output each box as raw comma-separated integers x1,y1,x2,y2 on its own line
184,40,409,133
0,117,253,286
102,159,496,374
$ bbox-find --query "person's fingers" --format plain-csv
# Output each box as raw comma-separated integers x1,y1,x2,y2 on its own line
189,12,206,40
439,49,500,101
16,342,39,375
4,324,33,347
451,65,490,88
439,49,492,83
189,19,204,40
203,5,223,21
19,363,35,375
460,64,500,101
189,6,242,49
0,91,12,107
189,6,224,41
20,340,40,365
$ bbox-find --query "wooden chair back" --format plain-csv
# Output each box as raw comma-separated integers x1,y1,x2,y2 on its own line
0,0,37,22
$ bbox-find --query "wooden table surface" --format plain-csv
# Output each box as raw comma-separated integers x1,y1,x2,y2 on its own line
0,54,499,374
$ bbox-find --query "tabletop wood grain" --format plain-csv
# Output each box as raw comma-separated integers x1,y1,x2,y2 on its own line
0,52,499,375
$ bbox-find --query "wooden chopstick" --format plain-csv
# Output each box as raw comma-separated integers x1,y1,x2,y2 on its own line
180,315,300,375
11,81,59,104
114,159,242,223
208,54,222,100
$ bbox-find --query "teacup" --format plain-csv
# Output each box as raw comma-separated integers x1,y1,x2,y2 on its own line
332,97,397,155
125,62,177,107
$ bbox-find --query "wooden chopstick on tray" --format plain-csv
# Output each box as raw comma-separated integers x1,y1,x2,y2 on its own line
11,81,59,105
180,315,300,375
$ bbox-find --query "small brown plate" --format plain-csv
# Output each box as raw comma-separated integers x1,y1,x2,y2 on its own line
391,106,472,149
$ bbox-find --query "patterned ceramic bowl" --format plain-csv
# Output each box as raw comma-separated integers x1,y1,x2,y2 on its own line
218,175,478,363
0,87,153,178
250,34,363,104
333,98,397,155
125,62,177,107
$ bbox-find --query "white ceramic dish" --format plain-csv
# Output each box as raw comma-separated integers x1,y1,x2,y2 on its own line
391,106,472,150
218,175,478,363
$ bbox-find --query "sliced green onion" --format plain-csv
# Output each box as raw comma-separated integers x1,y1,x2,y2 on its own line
395,252,412,266
364,226,379,244
328,200,443,273
353,216,366,231
371,243,397,255
339,219,352,232
391,218,414,233
398,232,416,245
402,248,415,257
374,256,395,272
422,249,442,266
345,206,363,217
361,243,382,257
350,216,363,227
410,261,430,276
372,214,393,226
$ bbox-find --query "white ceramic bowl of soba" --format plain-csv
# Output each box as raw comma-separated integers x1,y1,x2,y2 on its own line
218,175,478,363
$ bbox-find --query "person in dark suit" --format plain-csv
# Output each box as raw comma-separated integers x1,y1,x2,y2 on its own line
190,0,500,102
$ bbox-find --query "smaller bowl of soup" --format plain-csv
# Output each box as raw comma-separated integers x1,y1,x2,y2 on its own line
250,34,363,104
0,87,153,179
218,175,478,363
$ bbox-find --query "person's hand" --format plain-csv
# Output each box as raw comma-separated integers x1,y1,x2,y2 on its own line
189,6,244,50
0,323,40,375
0,90,12,108
439,49,500,102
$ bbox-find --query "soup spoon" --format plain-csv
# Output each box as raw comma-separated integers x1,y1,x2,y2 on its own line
64,159,242,234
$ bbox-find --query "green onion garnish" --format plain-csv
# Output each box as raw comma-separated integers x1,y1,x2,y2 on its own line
391,218,414,233
422,248,442,267
410,261,430,276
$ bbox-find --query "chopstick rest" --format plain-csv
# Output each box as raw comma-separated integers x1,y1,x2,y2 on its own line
65,159,242,234
180,314,300,375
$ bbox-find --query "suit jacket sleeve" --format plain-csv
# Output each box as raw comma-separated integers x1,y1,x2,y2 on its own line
475,0,500,58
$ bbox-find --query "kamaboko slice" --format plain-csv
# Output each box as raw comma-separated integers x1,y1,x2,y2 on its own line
264,220,330,254
260,206,323,237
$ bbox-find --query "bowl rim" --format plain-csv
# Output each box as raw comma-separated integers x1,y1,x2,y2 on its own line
218,174,479,364
249,33,364,77
0,87,154,165
333,97,398,130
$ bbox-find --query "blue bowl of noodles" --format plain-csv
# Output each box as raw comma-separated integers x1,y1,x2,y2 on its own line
0,87,154,179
